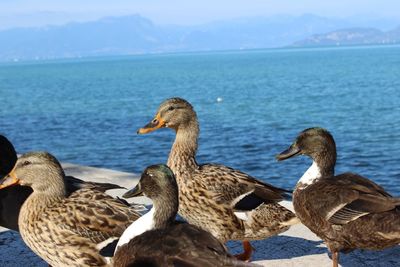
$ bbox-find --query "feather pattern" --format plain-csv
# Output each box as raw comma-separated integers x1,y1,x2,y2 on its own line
114,224,260,267
294,173,400,252
278,128,400,258
2,152,141,267
0,134,133,232
113,164,260,267
139,98,298,243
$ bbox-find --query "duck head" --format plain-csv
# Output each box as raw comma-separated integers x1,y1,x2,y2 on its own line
137,98,197,134
0,135,18,178
276,127,337,163
123,164,178,203
0,152,66,196
123,165,179,229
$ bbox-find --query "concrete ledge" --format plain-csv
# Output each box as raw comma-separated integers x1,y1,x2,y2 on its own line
0,164,398,266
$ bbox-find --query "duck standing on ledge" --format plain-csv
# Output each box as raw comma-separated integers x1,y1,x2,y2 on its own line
0,134,131,232
114,164,259,267
276,127,400,267
137,98,298,261
0,152,141,266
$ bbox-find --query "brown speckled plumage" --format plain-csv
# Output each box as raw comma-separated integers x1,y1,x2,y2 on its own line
1,152,141,267
277,127,400,267
138,98,298,244
0,135,127,232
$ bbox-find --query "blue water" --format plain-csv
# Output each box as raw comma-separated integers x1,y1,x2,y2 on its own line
1,45,399,195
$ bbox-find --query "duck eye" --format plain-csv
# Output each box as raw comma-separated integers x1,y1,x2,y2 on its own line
168,106,175,111
21,161,32,167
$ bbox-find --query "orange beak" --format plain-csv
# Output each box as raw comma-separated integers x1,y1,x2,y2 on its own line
0,169,20,189
137,113,166,134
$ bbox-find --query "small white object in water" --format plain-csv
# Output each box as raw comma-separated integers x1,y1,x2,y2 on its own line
216,97,223,102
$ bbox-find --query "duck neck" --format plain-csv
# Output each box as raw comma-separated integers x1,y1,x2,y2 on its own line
20,176,66,226
32,171,67,199
313,150,336,178
115,191,179,251
151,192,179,229
23,193,63,213
298,150,336,188
167,119,199,172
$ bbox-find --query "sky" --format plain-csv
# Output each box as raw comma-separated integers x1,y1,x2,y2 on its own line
0,0,400,29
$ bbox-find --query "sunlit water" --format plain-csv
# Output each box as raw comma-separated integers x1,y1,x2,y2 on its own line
1,45,399,194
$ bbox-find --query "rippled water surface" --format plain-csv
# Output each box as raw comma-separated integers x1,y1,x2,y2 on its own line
1,45,400,194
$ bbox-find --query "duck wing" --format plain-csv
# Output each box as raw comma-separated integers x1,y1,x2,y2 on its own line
66,176,146,211
199,164,290,211
324,173,400,225
65,175,125,193
166,224,261,267
53,188,141,244
113,223,260,267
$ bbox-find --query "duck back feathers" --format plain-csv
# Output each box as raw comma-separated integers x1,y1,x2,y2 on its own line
114,223,239,267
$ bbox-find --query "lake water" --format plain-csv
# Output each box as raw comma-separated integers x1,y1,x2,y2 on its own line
1,45,399,195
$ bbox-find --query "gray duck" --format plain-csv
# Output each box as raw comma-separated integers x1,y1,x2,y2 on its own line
137,97,298,260
0,134,126,232
114,164,259,267
276,127,400,267
0,151,141,266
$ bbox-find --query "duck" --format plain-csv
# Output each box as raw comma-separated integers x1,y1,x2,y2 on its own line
0,134,31,231
0,151,142,266
0,134,129,232
113,164,259,267
137,97,298,261
276,127,400,267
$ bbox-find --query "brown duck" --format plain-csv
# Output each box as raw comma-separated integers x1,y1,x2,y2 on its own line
0,151,141,266
114,164,259,267
137,97,298,260
276,127,400,267
0,134,127,232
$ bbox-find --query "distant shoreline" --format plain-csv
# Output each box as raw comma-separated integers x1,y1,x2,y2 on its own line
1,43,399,66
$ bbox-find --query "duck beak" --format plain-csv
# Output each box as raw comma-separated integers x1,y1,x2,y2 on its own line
123,184,143,198
137,113,166,134
276,144,301,161
0,169,20,189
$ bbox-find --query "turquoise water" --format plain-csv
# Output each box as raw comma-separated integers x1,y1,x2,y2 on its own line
1,46,400,194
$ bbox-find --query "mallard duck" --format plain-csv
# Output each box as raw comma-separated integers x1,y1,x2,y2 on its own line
137,97,298,260
0,151,141,266
0,134,128,232
114,164,259,267
276,127,400,267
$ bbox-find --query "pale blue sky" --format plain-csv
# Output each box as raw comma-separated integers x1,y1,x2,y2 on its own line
0,0,399,28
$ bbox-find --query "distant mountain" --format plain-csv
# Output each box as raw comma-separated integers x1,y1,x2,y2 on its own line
292,26,400,47
0,14,399,61
0,15,163,60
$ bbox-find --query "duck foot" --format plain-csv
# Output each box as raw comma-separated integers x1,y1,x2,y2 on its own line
234,241,254,261
332,251,339,267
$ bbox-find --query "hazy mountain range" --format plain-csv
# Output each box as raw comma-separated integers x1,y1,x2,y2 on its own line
0,14,399,61
293,26,400,46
